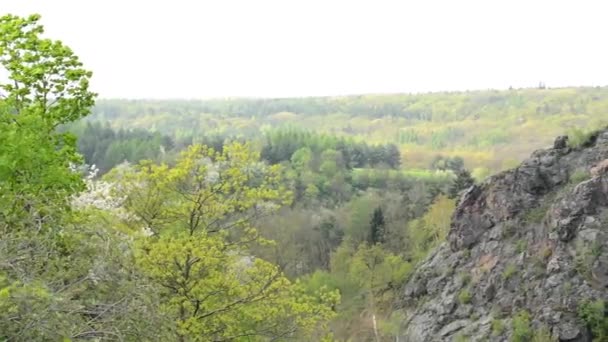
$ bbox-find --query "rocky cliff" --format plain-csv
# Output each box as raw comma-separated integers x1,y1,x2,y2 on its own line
400,129,608,341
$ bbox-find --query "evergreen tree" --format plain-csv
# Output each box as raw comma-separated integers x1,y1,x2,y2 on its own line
370,206,386,244
384,144,402,169
449,168,475,199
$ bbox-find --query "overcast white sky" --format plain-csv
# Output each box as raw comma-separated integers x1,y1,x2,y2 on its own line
3,0,608,98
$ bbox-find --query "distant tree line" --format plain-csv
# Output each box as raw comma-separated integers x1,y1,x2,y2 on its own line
67,121,231,173
261,128,401,169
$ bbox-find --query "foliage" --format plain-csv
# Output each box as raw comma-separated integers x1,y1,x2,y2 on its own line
136,233,338,340
261,128,400,168
575,240,601,280
448,168,475,199
0,14,159,341
110,142,291,235
523,203,549,224
511,310,532,342
532,326,554,342
578,300,608,341
0,15,342,341
516,239,528,254
571,169,591,184
407,195,456,262
109,143,339,339
458,288,472,304
369,206,386,244
568,127,598,149
328,242,412,340
491,318,505,336
90,89,608,171
0,14,95,126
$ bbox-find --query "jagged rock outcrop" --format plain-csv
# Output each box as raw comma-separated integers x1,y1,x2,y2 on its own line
400,129,608,341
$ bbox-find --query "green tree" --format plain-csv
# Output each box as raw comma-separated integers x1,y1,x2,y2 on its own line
0,14,95,127
113,143,338,341
449,168,475,199
0,14,155,341
369,206,386,244
407,195,456,262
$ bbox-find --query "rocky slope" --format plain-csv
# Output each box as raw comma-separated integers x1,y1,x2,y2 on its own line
400,130,608,341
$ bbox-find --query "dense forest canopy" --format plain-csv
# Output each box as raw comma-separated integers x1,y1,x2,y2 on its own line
3,12,608,342
89,88,608,172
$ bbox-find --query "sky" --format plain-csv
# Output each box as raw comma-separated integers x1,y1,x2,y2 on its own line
3,0,608,98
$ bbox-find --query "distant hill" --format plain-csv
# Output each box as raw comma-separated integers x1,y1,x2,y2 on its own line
89,87,608,172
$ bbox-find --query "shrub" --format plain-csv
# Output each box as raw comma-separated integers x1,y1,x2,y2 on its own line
491,318,504,336
523,205,548,224
575,240,601,280
540,245,553,261
532,326,553,342
570,169,591,184
511,310,532,342
567,128,597,148
578,300,608,340
458,288,472,304
516,240,528,254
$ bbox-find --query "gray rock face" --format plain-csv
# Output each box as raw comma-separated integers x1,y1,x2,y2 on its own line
399,129,608,341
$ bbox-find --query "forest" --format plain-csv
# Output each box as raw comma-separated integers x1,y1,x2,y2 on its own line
1,13,608,342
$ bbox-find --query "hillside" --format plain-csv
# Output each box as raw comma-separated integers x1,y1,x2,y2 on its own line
91,87,608,172
400,129,608,341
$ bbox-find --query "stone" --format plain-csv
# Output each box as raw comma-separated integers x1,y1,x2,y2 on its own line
554,135,569,149
438,320,470,337
401,129,608,341
546,256,561,273
558,321,581,340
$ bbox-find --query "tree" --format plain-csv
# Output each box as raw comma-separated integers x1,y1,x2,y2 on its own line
0,14,156,341
449,168,475,199
369,207,386,244
407,195,456,262
0,14,95,127
113,143,338,340
384,144,401,169
329,242,412,341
